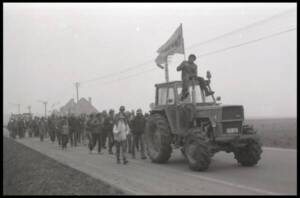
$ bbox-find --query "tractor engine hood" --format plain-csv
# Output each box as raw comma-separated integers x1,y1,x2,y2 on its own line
194,105,244,122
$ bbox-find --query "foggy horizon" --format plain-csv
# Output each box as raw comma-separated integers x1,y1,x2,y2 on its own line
3,3,297,119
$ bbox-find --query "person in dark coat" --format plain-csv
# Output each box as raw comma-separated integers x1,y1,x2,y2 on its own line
32,117,39,137
17,117,25,138
68,114,76,147
61,117,69,150
87,113,103,154
177,54,214,100
103,109,115,154
73,115,81,146
7,117,16,138
131,109,147,159
48,115,56,143
55,116,63,146
39,117,47,142
101,110,108,149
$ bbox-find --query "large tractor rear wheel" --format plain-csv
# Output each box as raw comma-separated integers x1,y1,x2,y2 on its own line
184,136,211,171
234,140,262,166
145,114,172,163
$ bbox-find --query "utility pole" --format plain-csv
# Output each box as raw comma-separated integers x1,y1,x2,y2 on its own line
75,82,80,103
27,105,31,114
38,100,48,117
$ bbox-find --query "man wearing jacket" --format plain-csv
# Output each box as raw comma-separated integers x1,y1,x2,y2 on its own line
88,113,103,154
103,109,115,154
113,106,129,164
177,54,214,101
131,109,147,160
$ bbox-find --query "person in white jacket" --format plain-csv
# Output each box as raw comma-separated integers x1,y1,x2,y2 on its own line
113,106,129,164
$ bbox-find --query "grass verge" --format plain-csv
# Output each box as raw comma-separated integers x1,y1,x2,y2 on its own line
3,136,125,195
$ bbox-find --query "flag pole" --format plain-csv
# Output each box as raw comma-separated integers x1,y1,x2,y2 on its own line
165,56,169,82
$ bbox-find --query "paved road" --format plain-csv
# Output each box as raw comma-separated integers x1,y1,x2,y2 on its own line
3,129,297,195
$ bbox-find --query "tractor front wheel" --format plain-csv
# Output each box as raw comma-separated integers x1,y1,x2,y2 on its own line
145,114,172,163
234,140,262,166
184,137,211,171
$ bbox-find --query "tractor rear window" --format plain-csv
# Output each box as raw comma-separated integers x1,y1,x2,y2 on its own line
167,88,175,104
158,87,168,105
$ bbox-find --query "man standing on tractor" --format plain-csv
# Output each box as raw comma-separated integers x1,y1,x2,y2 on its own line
177,54,214,100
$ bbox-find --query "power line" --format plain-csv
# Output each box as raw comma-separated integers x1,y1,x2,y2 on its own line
80,59,154,85
197,27,296,58
95,26,296,87
78,8,296,86
43,8,296,104
187,8,296,50
89,67,157,87
81,27,296,87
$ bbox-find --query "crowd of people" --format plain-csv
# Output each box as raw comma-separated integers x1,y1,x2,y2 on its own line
7,106,150,165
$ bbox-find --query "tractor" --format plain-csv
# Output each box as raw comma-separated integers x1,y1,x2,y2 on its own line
145,71,262,171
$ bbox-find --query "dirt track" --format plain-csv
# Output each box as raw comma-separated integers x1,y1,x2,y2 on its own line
3,129,297,195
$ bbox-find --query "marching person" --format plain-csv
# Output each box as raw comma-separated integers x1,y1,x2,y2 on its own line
113,106,129,164
17,116,25,138
177,54,214,100
101,110,108,149
86,114,94,152
125,111,133,154
131,109,147,160
27,117,34,138
55,116,63,146
68,114,76,147
82,114,89,146
33,117,40,137
39,117,47,142
7,117,16,139
48,114,56,143
61,116,70,150
103,109,115,154
87,113,103,154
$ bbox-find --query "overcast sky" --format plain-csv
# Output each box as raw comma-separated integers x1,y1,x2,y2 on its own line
3,3,297,118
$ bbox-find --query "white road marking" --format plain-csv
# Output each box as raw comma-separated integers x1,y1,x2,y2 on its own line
126,154,281,195
263,147,296,152
2,129,291,195
184,172,281,195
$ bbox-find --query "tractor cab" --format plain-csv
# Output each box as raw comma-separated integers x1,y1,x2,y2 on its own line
155,81,217,106
155,70,219,107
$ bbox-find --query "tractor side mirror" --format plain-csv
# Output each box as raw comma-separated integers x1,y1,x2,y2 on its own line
216,96,221,101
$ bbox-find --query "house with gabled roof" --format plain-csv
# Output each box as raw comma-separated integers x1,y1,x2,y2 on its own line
60,97,98,116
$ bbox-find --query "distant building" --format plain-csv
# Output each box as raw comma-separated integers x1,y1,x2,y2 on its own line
59,97,98,116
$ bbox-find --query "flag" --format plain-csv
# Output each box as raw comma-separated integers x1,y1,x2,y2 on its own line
155,24,185,69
